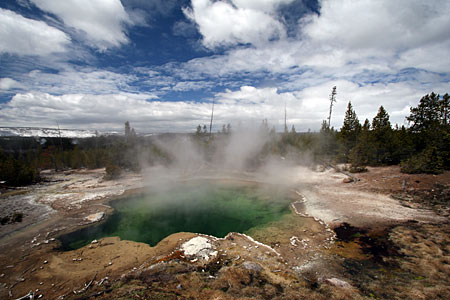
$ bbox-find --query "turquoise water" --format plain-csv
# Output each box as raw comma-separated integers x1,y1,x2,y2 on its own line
58,181,291,250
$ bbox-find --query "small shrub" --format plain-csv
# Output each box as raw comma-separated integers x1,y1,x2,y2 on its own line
12,212,23,223
1,216,10,225
401,146,443,174
105,164,122,180
349,165,368,173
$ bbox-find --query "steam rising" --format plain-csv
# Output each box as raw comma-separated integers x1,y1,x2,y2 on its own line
143,124,310,192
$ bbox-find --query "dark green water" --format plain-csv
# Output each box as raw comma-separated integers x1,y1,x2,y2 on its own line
58,181,291,250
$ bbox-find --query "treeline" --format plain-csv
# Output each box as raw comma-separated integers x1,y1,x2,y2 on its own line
0,125,170,186
280,92,449,174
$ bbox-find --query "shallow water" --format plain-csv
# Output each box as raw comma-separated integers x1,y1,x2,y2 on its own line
58,181,292,250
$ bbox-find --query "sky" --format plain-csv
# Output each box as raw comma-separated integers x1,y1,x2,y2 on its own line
0,0,449,133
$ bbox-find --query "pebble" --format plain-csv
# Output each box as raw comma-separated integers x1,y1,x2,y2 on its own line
43,260,48,264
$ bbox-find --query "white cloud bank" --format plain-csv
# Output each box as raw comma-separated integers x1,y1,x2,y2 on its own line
1,79,443,132
31,0,132,50
0,8,70,56
0,92,210,132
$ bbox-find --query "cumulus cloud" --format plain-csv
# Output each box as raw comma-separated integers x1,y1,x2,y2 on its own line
0,8,70,56
180,0,450,78
31,0,132,50
301,0,450,51
184,0,287,48
0,92,210,131
0,78,22,90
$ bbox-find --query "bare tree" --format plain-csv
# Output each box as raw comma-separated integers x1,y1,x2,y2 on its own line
284,102,288,133
328,86,337,128
209,100,215,135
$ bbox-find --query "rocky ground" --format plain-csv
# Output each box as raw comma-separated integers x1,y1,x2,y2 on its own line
0,166,448,299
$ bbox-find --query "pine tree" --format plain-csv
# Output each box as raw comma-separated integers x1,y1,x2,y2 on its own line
391,125,415,164
339,102,361,162
372,106,391,131
439,93,449,126
350,118,373,168
407,93,442,133
371,106,393,164
403,92,450,172
196,125,202,135
318,120,338,160
125,121,131,137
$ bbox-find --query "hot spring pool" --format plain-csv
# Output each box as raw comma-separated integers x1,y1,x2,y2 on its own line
58,181,292,250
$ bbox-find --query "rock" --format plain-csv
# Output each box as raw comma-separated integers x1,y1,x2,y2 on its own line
343,177,354,183
290,236,300,247
324,277,353,289
242,262,262,273
85,212,104,223
180,236,217,261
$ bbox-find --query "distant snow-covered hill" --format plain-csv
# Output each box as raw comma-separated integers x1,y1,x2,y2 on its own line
0,127,97,138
